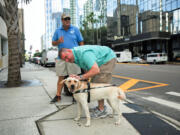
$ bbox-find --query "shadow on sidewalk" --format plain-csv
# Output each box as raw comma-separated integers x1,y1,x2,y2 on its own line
0,79,42,88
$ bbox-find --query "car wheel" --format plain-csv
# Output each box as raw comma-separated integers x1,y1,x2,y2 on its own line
153,60,156,64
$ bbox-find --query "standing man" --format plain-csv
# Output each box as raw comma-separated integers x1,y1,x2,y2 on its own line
59,45,117,118
51,13,84,103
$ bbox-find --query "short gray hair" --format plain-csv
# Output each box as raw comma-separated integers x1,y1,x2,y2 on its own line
59,48,68,58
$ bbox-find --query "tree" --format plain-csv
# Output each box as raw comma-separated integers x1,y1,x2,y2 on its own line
86,12,97,44
98,14,104,44
0,0,31,87
33,52,42,57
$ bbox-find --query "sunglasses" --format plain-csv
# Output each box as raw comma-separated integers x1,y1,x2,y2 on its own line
63,17,71,21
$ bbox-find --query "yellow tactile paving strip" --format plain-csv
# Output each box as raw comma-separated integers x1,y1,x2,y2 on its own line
116,62,150,66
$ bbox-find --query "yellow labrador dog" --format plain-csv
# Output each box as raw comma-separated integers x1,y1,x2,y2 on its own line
61,77,126,127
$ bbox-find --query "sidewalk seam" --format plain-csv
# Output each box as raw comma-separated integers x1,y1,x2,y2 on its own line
35,104,74,135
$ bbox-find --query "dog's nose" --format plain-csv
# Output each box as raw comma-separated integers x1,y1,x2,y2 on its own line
71,85,75,90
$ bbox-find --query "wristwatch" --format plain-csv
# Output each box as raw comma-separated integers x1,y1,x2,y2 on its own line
79,75,83,80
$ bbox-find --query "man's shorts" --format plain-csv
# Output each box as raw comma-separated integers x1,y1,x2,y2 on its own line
91,58,116,83
55,59,81,76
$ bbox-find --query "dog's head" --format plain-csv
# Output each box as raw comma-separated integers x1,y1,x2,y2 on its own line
61,77,81,93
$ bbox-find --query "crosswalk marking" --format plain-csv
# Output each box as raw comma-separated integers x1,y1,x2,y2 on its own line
166,91,180,97
143,97,180,110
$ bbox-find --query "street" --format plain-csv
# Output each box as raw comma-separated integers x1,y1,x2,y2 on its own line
113,63,180,123
49,63,180,124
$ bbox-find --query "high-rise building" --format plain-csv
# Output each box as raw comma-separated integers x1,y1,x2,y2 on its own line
70,0,78,26
83,0,93,28
44,0,53,50
44,0,64,50
107,0,180,61
94,0,107,27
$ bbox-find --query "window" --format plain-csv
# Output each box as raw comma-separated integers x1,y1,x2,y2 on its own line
1,38,8,56
172,0,177,10
178,0,180,8
166,3,172,11
116,53,121,57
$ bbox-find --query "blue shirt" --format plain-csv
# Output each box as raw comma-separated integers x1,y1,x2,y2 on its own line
72,45,116,70
52,25,83,51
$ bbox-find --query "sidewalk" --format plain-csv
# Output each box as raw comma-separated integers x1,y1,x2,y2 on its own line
0,63,179,135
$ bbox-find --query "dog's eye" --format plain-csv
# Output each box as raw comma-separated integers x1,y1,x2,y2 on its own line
74,80,77,83
68,80,71,83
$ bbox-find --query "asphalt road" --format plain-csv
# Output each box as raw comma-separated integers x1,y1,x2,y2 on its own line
113,63,180,123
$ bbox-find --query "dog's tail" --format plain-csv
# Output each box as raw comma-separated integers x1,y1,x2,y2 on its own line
117,88,126,100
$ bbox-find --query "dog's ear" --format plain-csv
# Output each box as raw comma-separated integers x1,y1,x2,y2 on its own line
77,80,81,89
60,79,66,84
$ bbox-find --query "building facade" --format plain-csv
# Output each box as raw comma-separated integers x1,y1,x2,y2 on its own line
107,0,180,61
70,0,78,26
0,0,8,70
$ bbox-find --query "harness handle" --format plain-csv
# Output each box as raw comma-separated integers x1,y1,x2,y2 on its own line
87,82,91,103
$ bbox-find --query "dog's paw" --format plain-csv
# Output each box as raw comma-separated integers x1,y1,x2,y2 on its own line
74,117,80,121
114,121,120,126
85,123,90,127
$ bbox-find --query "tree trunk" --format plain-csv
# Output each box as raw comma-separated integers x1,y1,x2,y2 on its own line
7,34,21,86
4,0,22,87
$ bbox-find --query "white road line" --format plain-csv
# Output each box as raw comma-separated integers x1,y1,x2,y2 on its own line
166,91,180,97
143,97,180,110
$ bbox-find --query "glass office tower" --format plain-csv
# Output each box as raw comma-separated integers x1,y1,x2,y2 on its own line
107,0,180,61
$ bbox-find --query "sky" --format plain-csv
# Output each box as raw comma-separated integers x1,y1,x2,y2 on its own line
22,0,45,54
22,0,87,54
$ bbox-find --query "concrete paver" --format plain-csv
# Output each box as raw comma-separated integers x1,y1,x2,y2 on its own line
38,102,141,135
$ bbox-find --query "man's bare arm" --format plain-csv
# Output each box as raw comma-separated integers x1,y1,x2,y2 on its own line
79,41,84,46
80,63,100,80
52,36,64,46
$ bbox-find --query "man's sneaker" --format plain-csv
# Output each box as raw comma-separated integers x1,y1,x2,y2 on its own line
90,105,107,112
89,106,99,112
50,95,61,104
90,106,108,118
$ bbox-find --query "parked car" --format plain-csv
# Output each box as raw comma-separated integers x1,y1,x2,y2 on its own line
41,49,58,67
175,54,180,61
146,52,168,64
115,50,132,63
32,57,41,64
132,57,145,63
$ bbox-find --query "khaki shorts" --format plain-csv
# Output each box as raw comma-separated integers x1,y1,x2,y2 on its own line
91,58,116,83
55,59,81,76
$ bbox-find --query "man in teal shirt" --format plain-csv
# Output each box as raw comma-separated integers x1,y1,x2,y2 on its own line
59,45,117,118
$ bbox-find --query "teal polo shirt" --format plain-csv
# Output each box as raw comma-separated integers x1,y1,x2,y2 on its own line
72,45,116,70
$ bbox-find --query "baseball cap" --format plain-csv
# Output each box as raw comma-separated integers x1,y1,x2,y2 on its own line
61,13,70,19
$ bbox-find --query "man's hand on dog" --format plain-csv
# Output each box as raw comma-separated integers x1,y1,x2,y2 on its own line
69,74,82,80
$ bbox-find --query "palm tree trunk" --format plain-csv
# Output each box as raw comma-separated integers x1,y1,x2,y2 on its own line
7,34,21,86
4,0,21,86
